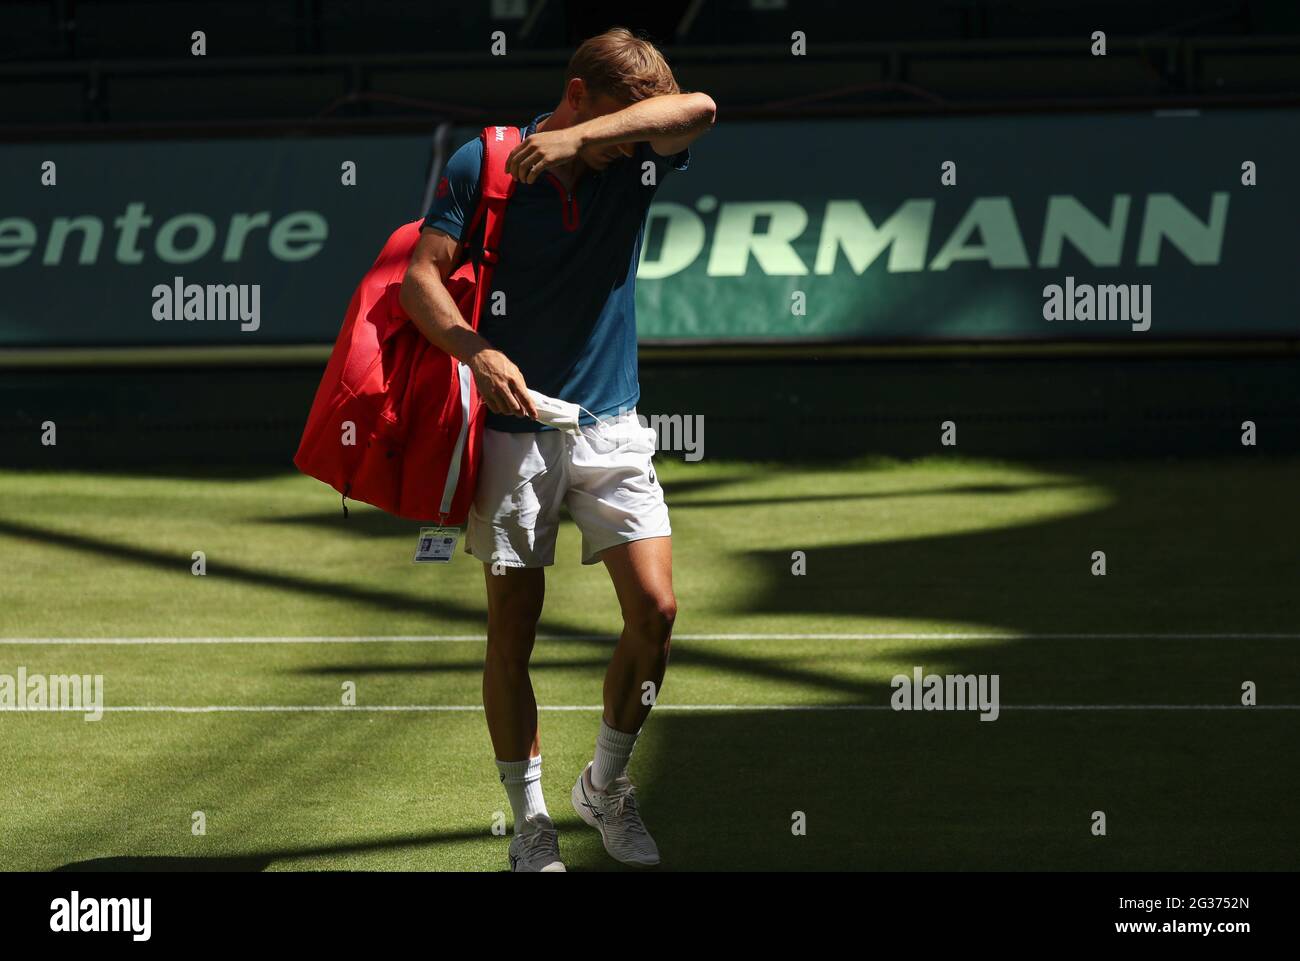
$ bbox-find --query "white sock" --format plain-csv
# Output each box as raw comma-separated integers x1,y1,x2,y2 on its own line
496,755,548,833
591,720,639,791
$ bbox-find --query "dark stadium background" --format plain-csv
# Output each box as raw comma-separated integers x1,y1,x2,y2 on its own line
3,0,1298,465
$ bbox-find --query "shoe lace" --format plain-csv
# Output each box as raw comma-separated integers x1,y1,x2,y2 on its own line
603,780,649,841
520,823,559,859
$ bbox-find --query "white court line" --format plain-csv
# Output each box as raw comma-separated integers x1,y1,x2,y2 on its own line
2,704,1296,714
2,632,1298,645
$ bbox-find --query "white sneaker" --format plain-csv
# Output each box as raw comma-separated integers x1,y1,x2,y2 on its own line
571,762,660,866
508,814,566,872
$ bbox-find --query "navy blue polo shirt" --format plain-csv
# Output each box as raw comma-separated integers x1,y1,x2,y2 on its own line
423,113,688,432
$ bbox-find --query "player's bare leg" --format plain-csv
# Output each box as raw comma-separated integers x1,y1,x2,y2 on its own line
571,536,674,866
482,564,545,760
482,564,562,871
600,536,676,732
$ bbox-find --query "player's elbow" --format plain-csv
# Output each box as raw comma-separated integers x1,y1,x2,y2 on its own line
397,268,418,316
398,261,434,316
688,92,717,129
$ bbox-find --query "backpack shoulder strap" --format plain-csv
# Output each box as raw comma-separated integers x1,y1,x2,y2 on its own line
479,125,521,202
462,125,521,263
460,125,521,330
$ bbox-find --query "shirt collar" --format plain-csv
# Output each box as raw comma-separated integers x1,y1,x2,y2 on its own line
525,112,552,138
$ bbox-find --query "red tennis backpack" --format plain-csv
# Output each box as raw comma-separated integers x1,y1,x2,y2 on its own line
293,125,521,524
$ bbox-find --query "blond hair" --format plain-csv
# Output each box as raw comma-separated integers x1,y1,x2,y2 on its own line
565,27,680,103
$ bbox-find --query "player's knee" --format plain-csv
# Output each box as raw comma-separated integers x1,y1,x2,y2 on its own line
657,595,678,633
484,648,530,676
485,599,543,668
492,593,543,628
484,629,535,671
624,592,676,645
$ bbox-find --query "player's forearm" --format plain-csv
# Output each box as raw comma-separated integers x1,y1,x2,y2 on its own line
575,92,716,149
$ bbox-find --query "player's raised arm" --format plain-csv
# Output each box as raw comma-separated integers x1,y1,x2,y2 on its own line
506,92,715,183
578,90,716,157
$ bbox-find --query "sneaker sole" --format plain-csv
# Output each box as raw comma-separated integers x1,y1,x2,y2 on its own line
509,853,567,872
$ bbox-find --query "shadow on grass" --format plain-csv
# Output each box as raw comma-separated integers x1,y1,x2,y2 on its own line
636,708,1296,870
53,826,500,872
12,456,1300,870
0,515,563,638
56,856,274,872
630,458,1300,869
291,657,612,676
255,472,761,538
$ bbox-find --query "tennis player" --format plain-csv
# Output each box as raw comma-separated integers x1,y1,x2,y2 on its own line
399,27,715,871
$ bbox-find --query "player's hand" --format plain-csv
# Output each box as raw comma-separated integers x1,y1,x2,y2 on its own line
506,129,583,184
468,348,538,419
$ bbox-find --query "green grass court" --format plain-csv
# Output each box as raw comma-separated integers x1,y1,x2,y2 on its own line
1,455,1296,871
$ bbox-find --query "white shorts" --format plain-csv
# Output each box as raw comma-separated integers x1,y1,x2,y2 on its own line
465,409,671,568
